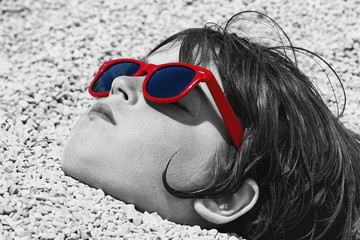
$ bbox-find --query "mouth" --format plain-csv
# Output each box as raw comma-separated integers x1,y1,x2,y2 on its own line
88,102,117,125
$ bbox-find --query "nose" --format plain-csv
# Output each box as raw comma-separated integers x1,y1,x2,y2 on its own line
109,76,144,105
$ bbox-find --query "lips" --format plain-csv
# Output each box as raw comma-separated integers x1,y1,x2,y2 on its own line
89,102,117,125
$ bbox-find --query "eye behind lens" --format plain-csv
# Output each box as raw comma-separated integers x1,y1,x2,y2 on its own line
92,62,141,93
146,66,196,98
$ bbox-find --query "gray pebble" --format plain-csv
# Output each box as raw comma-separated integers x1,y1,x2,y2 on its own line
3,206,17,215
14,227,27,237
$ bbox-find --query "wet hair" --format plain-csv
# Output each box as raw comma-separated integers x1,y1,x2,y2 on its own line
146,11,360,240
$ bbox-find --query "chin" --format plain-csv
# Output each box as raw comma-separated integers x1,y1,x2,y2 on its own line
61,143,80,177
61,149,100,190
61,138,91,180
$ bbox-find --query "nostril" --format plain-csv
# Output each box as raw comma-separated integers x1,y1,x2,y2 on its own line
110,76,139,103
119,89,129,100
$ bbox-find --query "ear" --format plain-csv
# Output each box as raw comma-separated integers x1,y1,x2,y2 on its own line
193,178,259,224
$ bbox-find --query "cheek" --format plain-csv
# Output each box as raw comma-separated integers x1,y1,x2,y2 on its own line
61,112,194,198
163,121,223,191
104,113,218,193
61,109,223,208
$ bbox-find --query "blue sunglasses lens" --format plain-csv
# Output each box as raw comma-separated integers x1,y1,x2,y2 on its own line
146,66,196,98
91,62,141,93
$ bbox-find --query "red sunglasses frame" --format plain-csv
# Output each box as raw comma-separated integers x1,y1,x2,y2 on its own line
89,58,244,148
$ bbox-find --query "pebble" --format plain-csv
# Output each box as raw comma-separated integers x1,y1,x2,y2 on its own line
4,166,14,173
80,230,90,239
93,220,101,227
9,185,19,195
38,207,51,215
19,115,30,123
11,212,21,222
229,236,239,240
0,186,7,196
18,100,30,109
23,150,33,158
20,189,31,198
39,232,57,240
33,212,43,221
133,217,142,226
14,228,27,237
52,220,66,229
149,223,158,232
3,206,17,215
61,228,71,236
208,228,218,236
35,194,50,201
127,210,138,220
114,227,126,236
27,199,37,209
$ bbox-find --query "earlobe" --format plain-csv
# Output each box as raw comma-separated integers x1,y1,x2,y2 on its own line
193,178,259,224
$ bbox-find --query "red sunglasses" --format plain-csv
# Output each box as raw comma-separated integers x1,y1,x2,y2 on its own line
89,58,244,148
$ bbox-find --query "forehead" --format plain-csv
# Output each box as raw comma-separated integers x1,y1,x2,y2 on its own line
145,44,181,65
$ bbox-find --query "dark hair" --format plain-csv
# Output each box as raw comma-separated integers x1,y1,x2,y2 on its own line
147,11,360,240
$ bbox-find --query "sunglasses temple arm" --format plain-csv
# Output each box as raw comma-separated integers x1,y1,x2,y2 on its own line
206,77,244,148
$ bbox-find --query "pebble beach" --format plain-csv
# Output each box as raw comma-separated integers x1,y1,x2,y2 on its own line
1,0,359,239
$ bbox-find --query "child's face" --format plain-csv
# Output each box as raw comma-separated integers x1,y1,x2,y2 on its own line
61,45,230,225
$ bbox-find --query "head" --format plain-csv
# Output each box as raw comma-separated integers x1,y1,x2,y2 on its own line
62,11,360,240
61,24,259,228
